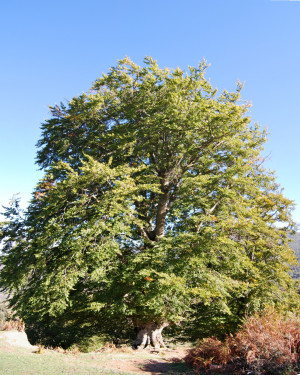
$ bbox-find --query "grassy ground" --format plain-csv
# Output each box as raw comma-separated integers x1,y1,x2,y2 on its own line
0,333,192,375
0,338,127,375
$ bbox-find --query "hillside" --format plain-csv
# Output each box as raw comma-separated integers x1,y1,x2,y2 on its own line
0,293,6,303
290,232,300,278
0,293,9,321
290,232,300,255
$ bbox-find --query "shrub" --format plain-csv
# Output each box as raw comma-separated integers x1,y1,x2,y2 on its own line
185,309,300,375
24,310,134,350
76,334,110,353
0,319,24,331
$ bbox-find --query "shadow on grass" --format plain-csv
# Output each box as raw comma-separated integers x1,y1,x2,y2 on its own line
141,359,192,374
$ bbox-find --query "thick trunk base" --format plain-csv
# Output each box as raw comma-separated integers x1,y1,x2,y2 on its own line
134,323,168,350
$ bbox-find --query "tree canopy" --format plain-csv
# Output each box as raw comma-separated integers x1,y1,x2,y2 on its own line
0,57,299,348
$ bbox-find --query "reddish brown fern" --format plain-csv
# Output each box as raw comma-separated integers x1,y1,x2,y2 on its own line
0,319,25,332
185,310,300,374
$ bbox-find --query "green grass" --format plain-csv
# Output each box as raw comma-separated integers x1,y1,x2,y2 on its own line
0,338,130,375
0,333,192,375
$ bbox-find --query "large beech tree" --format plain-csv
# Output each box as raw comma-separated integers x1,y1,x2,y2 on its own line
1,57,299,348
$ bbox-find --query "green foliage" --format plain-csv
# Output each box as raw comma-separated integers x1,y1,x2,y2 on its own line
76,335,110,353
25,313,112,350
0,57,299,346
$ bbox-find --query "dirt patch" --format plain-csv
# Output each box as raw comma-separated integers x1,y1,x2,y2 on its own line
98,348,191,374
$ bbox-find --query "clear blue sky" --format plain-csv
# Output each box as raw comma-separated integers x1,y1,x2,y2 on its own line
1,0,300,225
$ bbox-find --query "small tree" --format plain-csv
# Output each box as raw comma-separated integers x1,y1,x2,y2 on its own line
0,57,298,348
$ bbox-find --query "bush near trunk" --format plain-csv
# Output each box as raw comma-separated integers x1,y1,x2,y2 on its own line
185,309,300,375
24,310,135,350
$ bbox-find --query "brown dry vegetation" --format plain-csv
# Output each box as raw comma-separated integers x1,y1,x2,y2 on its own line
0,319,25,331
185,309,300,374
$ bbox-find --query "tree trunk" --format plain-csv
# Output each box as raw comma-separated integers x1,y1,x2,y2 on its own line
154,191,170,239
134,322,169,349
